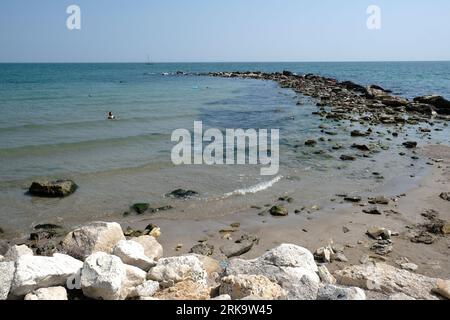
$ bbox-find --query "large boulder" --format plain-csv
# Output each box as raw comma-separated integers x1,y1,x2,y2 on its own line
132,235,163,260
113,240,155,271
413,95,450,115
3,245,33,262
219,274,287,300
24,286,68,300
147,255,207,288
317,284,366,300
29,180,78,198
11,253,83,296
62,222,125,260
334,263,441,300
80,252,127,300
0,262,15,300
224,244,320,300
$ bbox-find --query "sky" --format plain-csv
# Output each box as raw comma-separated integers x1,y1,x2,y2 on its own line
0,0,449,62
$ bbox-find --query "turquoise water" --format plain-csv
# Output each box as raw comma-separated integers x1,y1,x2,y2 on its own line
0,62,449,233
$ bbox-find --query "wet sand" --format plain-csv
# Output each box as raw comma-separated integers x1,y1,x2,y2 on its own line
123,144,450,281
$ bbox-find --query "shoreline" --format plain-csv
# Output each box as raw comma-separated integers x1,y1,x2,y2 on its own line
1,70,449,300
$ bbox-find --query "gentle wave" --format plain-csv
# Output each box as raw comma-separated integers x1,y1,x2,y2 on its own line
223,175,283,198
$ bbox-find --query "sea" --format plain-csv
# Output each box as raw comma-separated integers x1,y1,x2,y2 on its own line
0,62,449,234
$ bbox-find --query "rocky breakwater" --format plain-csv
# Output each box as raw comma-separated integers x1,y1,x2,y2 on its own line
207,71,450,122
1,222,449,300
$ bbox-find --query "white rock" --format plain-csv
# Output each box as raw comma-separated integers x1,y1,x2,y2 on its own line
0,262,15,300
113,240,155,271
147,255,207,288
225,244,320,300
334,263,441,300
400,263,418,272
317,265,336,284
129,280,160,298
133,236,163,261
317,284,366,300
24,287,68,300
220,274,287,300
11,253,83,296
3,245,33,262
62,222,125,260
211,294,232,300
81,252,126,300
120,264,147,299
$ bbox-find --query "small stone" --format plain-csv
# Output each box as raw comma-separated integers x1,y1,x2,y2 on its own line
220,241,254,258
190,243,214,256
269,205,288,216
343,227,350,233
333,253,349,262
403,141,417,149
400,263,418,272
439,192,450,201
363,206,382,215
367,227,391,240
131,203,150,214
305,139,317,146
314,247,333,263
340,155,356,161
369,196,390,205
166,189,199,199
370,240,393,256
344,196,362,203
29,180,78,198
317,265,336,284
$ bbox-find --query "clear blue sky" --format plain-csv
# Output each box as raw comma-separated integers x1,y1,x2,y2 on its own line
1,0,449,62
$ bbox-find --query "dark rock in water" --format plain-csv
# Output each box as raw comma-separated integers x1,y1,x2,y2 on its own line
340,155,356,161
351,130,368,137
190,243,214,256
220,240,254,258
34,224,63,231
369,84,392,93
0,239,9,255
413,95,450,115
403,141,418,149
440,192,450,201
340,81,367,94
344,196,362,203
368,196,390,205
370,240,393,256
305,139,317,146
269,205,288,216
166,189,199,199
411,232,436,245
131,203,150,214
363,206,382,215
148,205,174,214
282,70,294,76
352,144,371,151
144,223,159,232
29,180,78,198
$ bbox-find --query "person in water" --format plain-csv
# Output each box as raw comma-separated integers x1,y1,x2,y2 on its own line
107,112,116,120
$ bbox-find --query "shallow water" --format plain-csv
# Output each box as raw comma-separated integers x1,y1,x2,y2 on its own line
0,62,449,234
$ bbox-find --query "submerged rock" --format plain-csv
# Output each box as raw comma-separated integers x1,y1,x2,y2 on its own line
270,205,289,216
413,95,450,115
166,189,199,199
131,203,150,214
403,141,418,149
29,180,78,198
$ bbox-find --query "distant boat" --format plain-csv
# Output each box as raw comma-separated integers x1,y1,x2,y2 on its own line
145,55,154,65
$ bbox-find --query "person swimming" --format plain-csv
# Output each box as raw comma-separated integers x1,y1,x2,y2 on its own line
107,111,116,120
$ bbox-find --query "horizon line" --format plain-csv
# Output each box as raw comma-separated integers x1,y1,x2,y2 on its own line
1,60,450,64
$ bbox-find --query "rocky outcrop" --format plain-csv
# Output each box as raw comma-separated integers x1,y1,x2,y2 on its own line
219,274,287,300
413,95,450,115
11,253,83,296
334,263,441,300
62,222,125,260
147,255,208,288
224,244,320,300
29,180,78,198
24,286,68,300
113,240,155,271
